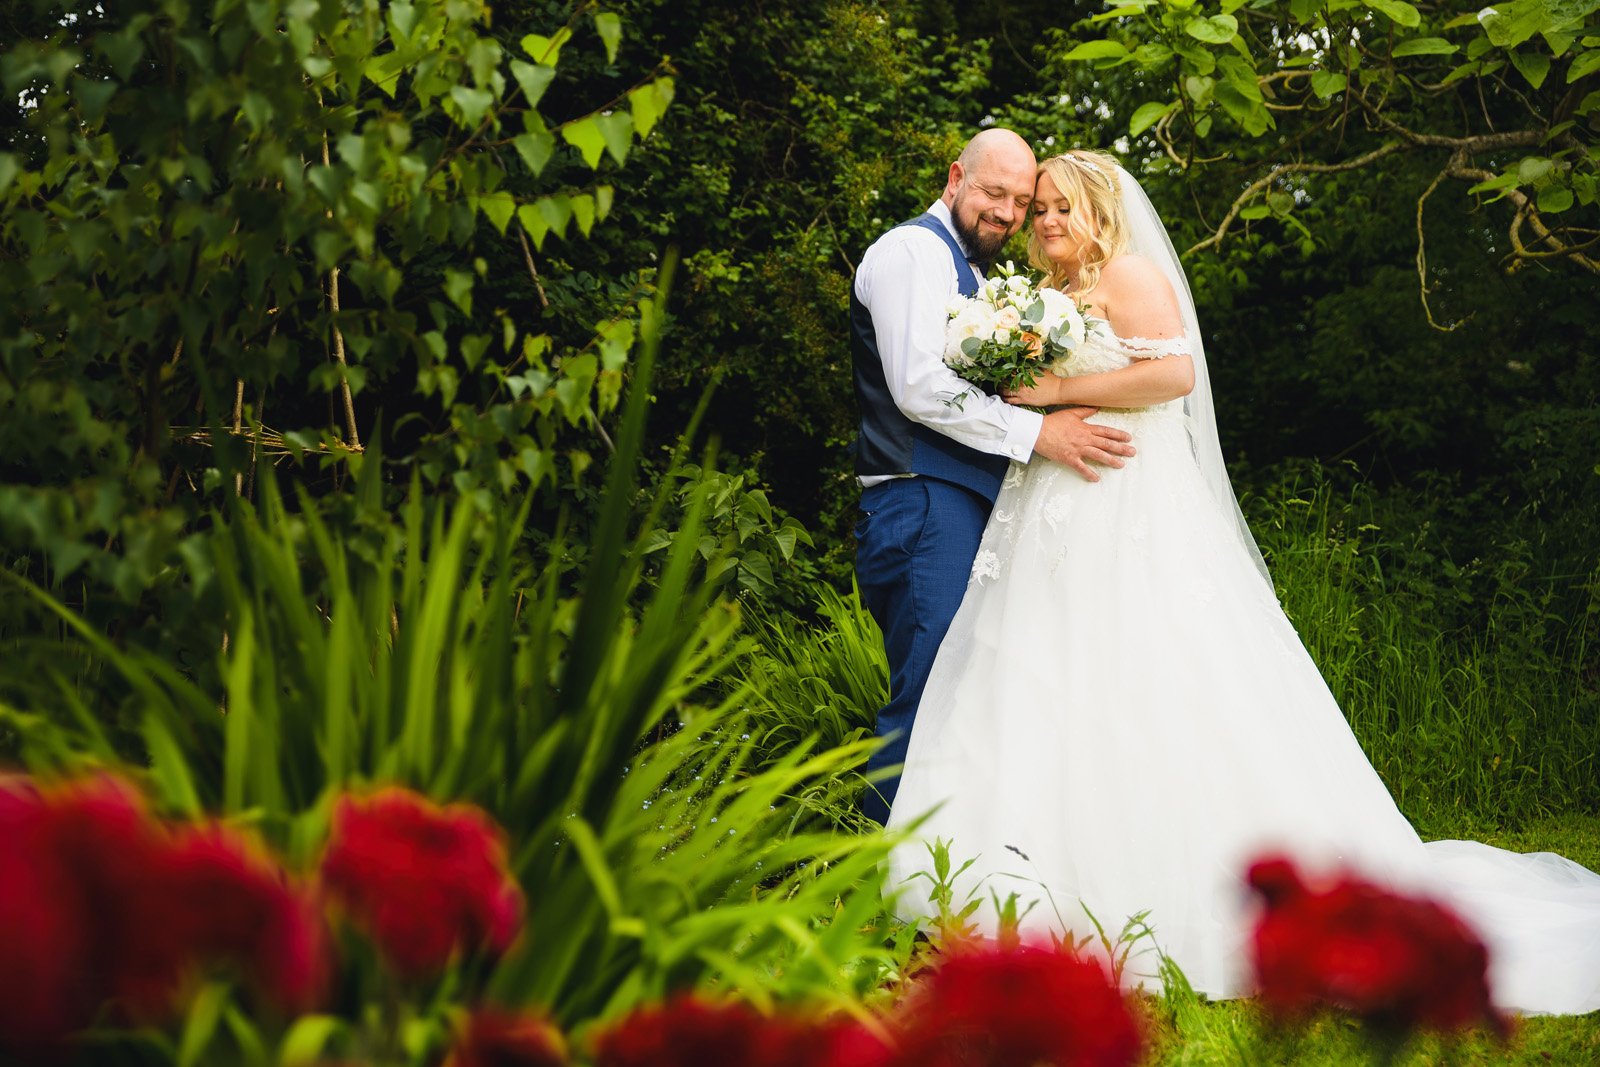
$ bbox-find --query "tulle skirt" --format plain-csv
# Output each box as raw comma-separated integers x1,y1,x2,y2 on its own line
884,406,1600,1015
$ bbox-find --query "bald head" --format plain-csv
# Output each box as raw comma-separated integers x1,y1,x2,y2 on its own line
942,128,1037,261
956,128,1036,177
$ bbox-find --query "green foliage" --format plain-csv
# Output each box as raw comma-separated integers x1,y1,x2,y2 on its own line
642,463,818,601
0,301,899,1061
1251,465,1600,825
1052,0,1599,279
0,0,671,600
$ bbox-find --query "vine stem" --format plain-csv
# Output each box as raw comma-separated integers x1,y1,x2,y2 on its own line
320,125,362,451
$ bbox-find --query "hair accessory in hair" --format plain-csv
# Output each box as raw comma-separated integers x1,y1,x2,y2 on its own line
1066,153,1105,177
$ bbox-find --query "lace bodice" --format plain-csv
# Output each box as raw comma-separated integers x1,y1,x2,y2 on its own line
1048,325,1192,437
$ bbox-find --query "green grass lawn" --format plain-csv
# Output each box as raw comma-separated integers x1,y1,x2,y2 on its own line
1137,810,1600,1066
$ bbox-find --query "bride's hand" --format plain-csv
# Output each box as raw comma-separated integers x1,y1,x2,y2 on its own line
1002,376,1062,407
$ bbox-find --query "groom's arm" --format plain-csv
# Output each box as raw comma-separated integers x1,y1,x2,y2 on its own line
858,234,1134,479
857,233,1043,462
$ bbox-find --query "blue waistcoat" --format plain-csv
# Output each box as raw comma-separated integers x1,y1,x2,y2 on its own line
849,214,1012,503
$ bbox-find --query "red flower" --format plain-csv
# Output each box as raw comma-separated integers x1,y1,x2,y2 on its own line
444,1007,568,1067
320,787,524,978
0,774,325,1056
1247,854,1507,1036
113,823,329,1014
591,996,886,1067
889,943,1142,1067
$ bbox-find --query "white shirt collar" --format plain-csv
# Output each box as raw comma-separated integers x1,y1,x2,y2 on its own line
926,199,974,259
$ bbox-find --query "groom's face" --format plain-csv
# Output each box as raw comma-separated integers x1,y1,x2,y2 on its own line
948,159,1035,262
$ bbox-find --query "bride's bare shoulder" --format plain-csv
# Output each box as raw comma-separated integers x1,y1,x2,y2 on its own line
1099,253,1168,286
1098,254,1179,303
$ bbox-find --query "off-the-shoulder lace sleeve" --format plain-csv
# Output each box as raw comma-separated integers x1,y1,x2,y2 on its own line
1116,334,1194,360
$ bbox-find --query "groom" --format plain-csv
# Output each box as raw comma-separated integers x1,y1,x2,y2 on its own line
852,129,1135,825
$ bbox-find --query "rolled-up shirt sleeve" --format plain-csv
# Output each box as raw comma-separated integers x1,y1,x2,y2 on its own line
855,228,1043,463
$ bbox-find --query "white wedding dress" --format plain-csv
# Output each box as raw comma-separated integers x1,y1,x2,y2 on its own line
884,324,1600,1016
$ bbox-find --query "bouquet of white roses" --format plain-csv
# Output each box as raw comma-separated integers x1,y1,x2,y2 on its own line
943,261,1096,399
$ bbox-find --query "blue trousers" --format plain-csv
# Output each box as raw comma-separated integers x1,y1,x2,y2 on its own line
854,477,991,825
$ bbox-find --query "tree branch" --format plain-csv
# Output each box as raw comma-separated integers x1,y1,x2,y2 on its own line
1185,141,1409,257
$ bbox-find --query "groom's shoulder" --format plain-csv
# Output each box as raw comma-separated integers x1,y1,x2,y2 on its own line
860,214,950,269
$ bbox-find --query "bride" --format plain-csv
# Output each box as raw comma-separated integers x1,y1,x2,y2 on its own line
883,150,1600,1016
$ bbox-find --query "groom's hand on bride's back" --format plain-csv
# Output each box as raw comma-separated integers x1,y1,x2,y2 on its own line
1034,407,1135,482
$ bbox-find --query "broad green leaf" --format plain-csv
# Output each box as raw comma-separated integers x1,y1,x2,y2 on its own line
1240,204,1272,219
1510,49,1551,86
1569,48,1600,81
1185,14,1238,43
630,81,667,137
444,268,474,315
1311,69,1347,97
517,202,550,248
1129,100,1176,136
1174,38,1218,75
1062,40,1130,61
594,112,634,165
1517,156,1554,183
538,194,573,241
510,60,555,108
1363,0,1421,26
595,11,623,64
1392,37,1459,57
1537,184,1574,212
521,27,572,65
388,0,420,39
1268,190,1295,213
571,193,597,236
1185,74,1216,104
513,132,555,175
1479,0,1547,48
1543,29,1579,55
1218,55,1262,101
365,50,407,96
475,191,516,235
1546,0,1600,25
563,117,608,168
450,85,494,126
596,184,614,218
0,153,18,199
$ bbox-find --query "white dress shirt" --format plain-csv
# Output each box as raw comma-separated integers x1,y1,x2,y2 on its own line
854,200,1044,487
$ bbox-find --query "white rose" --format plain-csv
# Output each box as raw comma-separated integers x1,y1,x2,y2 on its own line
1034,287,1087,344
993,305,1022,331
946,295,971,318
945,302,998,361
1005,273,1032,296
991,327,1010,344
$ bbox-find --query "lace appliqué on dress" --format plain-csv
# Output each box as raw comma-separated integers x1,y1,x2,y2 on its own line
1115,334,1195,360
971,549,1002,585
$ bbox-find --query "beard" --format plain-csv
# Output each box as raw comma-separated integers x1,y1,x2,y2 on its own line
950,195,1012,263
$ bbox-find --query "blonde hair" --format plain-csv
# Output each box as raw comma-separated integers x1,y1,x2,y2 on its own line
1026,150,1129,296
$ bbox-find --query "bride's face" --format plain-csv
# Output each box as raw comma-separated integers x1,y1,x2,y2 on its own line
1032,171,1096,270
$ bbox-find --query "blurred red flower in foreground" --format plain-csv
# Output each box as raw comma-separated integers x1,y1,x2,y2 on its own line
1248,855,1507,1036
891,943,1142,1067
320,786,524,978
591,995,891,1067
0,773,325,1056
593,943,1138,1067
444,1007,568,1067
